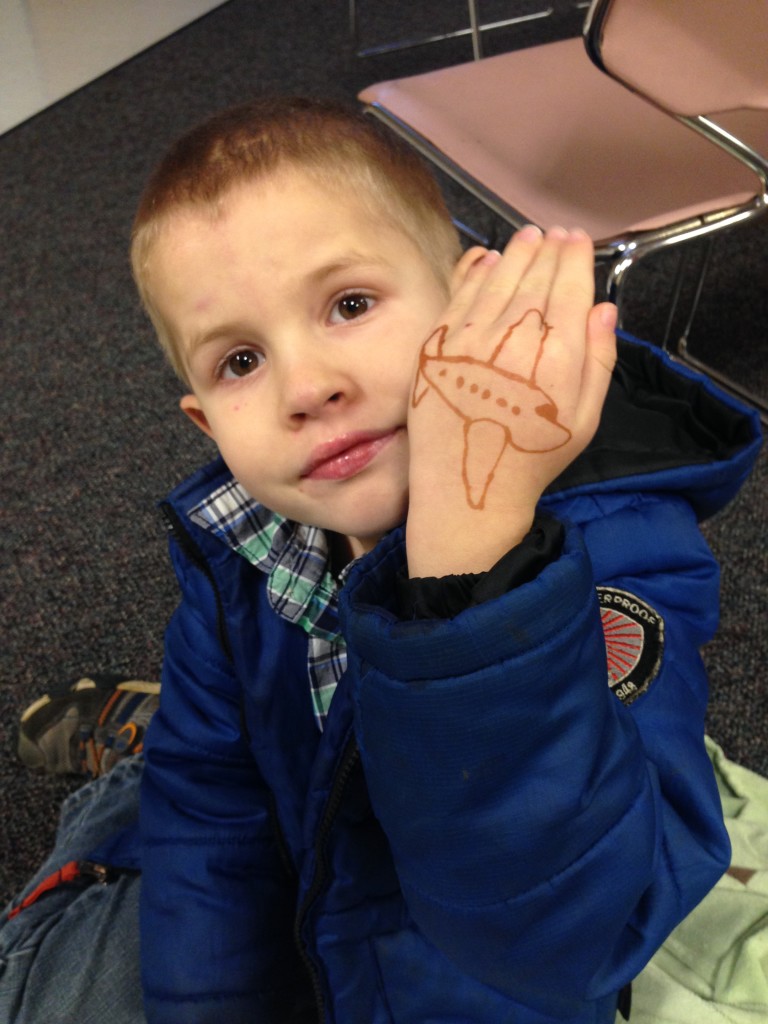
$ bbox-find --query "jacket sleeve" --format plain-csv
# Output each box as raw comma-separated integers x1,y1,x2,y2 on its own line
339,494,730,1018
140,535,301,1024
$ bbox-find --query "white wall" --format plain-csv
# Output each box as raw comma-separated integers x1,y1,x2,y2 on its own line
0,0,230,134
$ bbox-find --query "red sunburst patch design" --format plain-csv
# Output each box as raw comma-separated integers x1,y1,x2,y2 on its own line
601,609,645,686
597,587,665,706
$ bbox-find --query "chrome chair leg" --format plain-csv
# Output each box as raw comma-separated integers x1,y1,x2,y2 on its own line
675,236,715,355
609,236,767,421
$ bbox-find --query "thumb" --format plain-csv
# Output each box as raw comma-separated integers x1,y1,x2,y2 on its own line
575,303,618,439
587,303,618,377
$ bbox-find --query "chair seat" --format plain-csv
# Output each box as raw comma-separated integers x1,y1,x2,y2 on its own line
360,37,766,243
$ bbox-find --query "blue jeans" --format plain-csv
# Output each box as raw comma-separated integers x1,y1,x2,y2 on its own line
0,757,145,1023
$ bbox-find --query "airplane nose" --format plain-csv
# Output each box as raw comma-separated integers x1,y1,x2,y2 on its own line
535,402,559,423
517,401,571,452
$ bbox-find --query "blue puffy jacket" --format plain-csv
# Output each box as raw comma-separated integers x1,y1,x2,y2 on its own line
134,335,761,1023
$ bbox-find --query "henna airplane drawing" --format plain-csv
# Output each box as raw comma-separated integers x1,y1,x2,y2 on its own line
412,309,572,509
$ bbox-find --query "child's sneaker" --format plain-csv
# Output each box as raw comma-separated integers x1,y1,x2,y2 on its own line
18,674,161,778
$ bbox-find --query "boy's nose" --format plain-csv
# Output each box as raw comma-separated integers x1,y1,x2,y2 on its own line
279,349,353,423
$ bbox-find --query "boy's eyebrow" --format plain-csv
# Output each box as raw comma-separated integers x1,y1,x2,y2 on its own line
187,252,393,357
305,251,392,284
188,320,256,359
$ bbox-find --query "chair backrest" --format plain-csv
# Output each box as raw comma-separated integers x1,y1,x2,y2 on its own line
585,0,768,116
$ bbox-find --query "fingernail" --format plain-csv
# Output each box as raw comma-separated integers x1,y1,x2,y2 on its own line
547,225,568,240
517,224,543,241
600,303,618,329
479,249,502,266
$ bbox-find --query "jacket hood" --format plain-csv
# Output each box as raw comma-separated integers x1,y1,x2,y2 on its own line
545,332,762,520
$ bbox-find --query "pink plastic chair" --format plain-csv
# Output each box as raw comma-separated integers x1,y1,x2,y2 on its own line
358,0,768,413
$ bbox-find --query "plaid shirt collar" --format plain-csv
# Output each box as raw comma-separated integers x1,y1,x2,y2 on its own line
187,475,351,729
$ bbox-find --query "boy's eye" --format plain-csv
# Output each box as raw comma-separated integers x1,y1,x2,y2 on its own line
220,349,264,380
331,293,374,323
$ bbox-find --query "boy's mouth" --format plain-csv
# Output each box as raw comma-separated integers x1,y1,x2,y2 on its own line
302,429,401,481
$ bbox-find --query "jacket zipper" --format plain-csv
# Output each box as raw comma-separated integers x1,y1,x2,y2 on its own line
162,499,361,1021
160,502,234,661
294,734,361,1024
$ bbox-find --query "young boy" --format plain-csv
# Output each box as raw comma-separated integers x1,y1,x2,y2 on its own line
3,96,762,1024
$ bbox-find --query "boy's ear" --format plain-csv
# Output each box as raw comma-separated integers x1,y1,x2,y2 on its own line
179,394,214,439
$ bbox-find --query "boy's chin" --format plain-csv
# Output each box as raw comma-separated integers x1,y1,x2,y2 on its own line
322,501,408,559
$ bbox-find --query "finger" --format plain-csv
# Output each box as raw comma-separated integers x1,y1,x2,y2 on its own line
460,227,572,391
571,302,618,440
524,230,595,395
460,224,546,322
436,248,507,358
472,227,585,337
449,246,497,294
541,229,596,324
585,302,619,379
440,248,503,340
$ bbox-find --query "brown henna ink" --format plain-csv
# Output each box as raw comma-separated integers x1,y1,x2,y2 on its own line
412,309,571,509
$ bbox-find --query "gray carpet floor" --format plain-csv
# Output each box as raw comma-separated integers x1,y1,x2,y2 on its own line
1,0,766,906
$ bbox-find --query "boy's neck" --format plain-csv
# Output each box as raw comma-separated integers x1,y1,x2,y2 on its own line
328,531,356,580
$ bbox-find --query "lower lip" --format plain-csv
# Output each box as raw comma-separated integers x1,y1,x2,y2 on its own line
304,431,400,481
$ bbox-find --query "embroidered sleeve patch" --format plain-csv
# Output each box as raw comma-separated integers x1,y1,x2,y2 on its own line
597,587,665,706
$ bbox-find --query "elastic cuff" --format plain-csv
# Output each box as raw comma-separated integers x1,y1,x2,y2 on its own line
396,514,564,619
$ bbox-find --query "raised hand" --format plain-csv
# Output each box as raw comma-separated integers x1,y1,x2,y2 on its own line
412,307,573,509
406,226,617,577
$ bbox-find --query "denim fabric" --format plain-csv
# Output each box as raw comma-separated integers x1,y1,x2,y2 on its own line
0,758,145,1024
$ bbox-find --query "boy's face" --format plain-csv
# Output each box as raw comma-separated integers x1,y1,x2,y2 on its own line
147,169,451,557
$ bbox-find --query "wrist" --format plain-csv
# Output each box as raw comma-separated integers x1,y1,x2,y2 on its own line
405,496,535,577
399,514,564,617
405,398,547,577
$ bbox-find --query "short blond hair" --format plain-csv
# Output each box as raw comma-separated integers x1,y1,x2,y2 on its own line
130,96,462,380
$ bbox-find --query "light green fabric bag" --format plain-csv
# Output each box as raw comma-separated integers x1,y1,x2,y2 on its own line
626,738,768,1023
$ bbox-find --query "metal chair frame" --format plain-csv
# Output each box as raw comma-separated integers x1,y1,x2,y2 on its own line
349,1,556,61
583,0,768,415
359,0,768,417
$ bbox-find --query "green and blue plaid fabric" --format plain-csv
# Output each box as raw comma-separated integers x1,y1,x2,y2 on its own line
188,477,349,728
